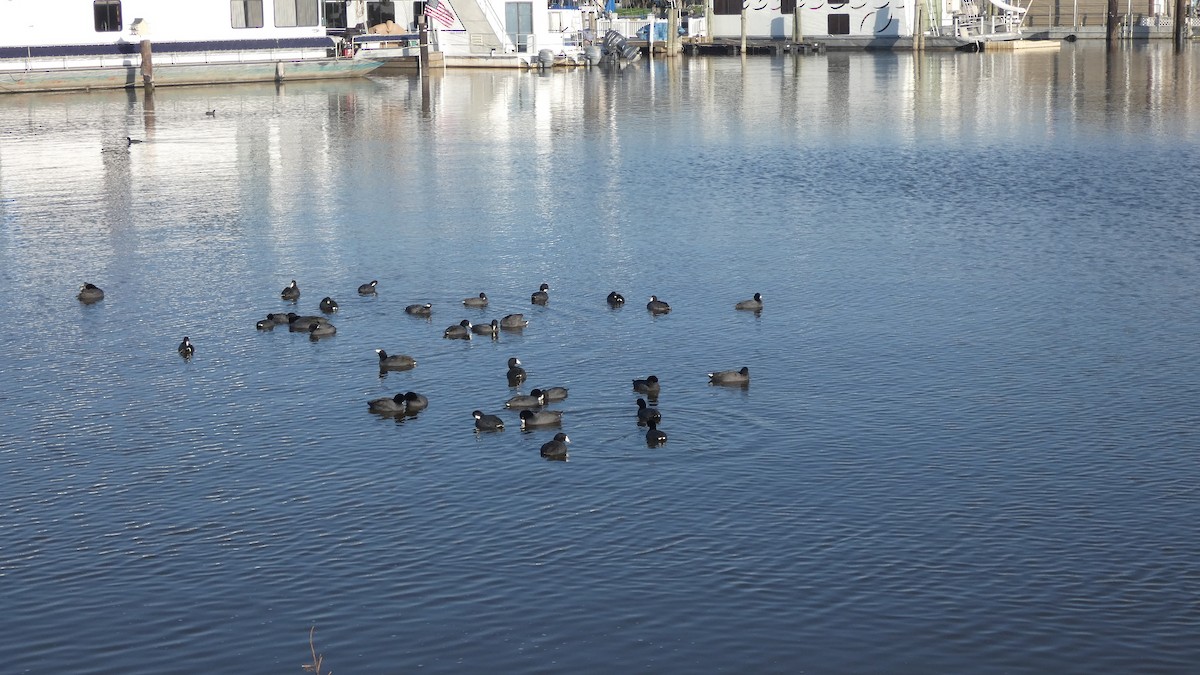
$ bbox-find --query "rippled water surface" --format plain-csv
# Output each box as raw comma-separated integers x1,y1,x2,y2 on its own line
2,42,1199,673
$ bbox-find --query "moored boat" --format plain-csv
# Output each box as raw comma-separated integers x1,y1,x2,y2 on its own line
0,0,382,94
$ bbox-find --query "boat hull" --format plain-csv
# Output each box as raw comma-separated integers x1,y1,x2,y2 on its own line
0,57,382,93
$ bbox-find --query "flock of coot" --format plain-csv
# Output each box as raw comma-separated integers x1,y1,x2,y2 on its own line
77,279,759,461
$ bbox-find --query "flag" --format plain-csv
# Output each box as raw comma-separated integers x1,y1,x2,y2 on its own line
426,0,459,29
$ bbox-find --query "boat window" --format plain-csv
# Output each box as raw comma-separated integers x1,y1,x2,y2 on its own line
713,0,741,15
827,13,850,34
231,0,265,28
368,1,397,26
94,0,122,32
324,1,348,28
277,0,321,26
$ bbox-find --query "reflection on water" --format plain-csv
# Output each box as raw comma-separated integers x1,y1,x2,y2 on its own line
1,41,1199,674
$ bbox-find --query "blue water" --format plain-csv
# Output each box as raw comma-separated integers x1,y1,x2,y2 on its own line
2,42,1199,673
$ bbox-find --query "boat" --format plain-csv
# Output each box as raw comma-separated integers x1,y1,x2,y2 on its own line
0,0,382,94
701,0,1040,50
332,0,605,68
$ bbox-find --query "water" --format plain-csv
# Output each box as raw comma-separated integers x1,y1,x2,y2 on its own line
2,42,1199,673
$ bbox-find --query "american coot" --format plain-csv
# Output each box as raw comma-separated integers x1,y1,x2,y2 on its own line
473,410,505,431
500,313,528,330
308,322,336,339
708,366,750,387
520,409,563,429
463,292,488,308
288,314,328,332
472,319,499,339
636,398,661,426
540,432,570,460
126,136,143,145
506,357,527,386
368,393,407,415
178,336,194,359
376,349,416,370
540,386,568,402
633,375,661,396
256,319,275,330
319,297,339,313
402,391,429,413
735,293,763,311
646,295,671,314
77,283,105,303
281,280,300,301
505,389,545,409
405,303,433,317
267,312,291,325
607,291,625,306
205,109,217,117
358,280,378,295
444,319,472,339
645,420,667,447
531,283,549,305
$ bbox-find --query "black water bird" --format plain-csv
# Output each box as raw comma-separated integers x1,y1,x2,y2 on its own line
368,393,407,415
358,280,378,295
463,292,488,308
646,295,671,314
506,357,527,386
405,303,433,317
645,420,667,447
633,375,661,397
520,409,563,429
607,291,625,306
472,319,499,339
735,293,763,311
319,296,339,313
473,410,505,431
708,366,750,387
444,319,472,339
376,349,416,371
540,432,570,460
531,283,549,305
505,389,545,409
401,391,428,413
281,280,300,301
540,387,568,402
308,322,336,339
500,313,528,330
178,336,194,358
77,282,105,303
636,398,661,426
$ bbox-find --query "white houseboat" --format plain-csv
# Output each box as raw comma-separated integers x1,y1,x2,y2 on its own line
705,0,1032,49
0,0,382,94
330,0,602,67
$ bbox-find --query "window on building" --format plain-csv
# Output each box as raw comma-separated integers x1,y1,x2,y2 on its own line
232,0,265,28
505,2,533,51
276,0,320,26
713,0,742,15
780,0,796,13
828,14,850,34
94,0,122,32
367,0,397,26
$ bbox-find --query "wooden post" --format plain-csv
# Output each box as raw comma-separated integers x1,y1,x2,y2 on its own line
792,6,802,45
419,13,430,75
139,39,153,89
1107,0,1120,48
1175,0,1187,49
914,0,925,50
668,5,679,56
740,6,747,54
